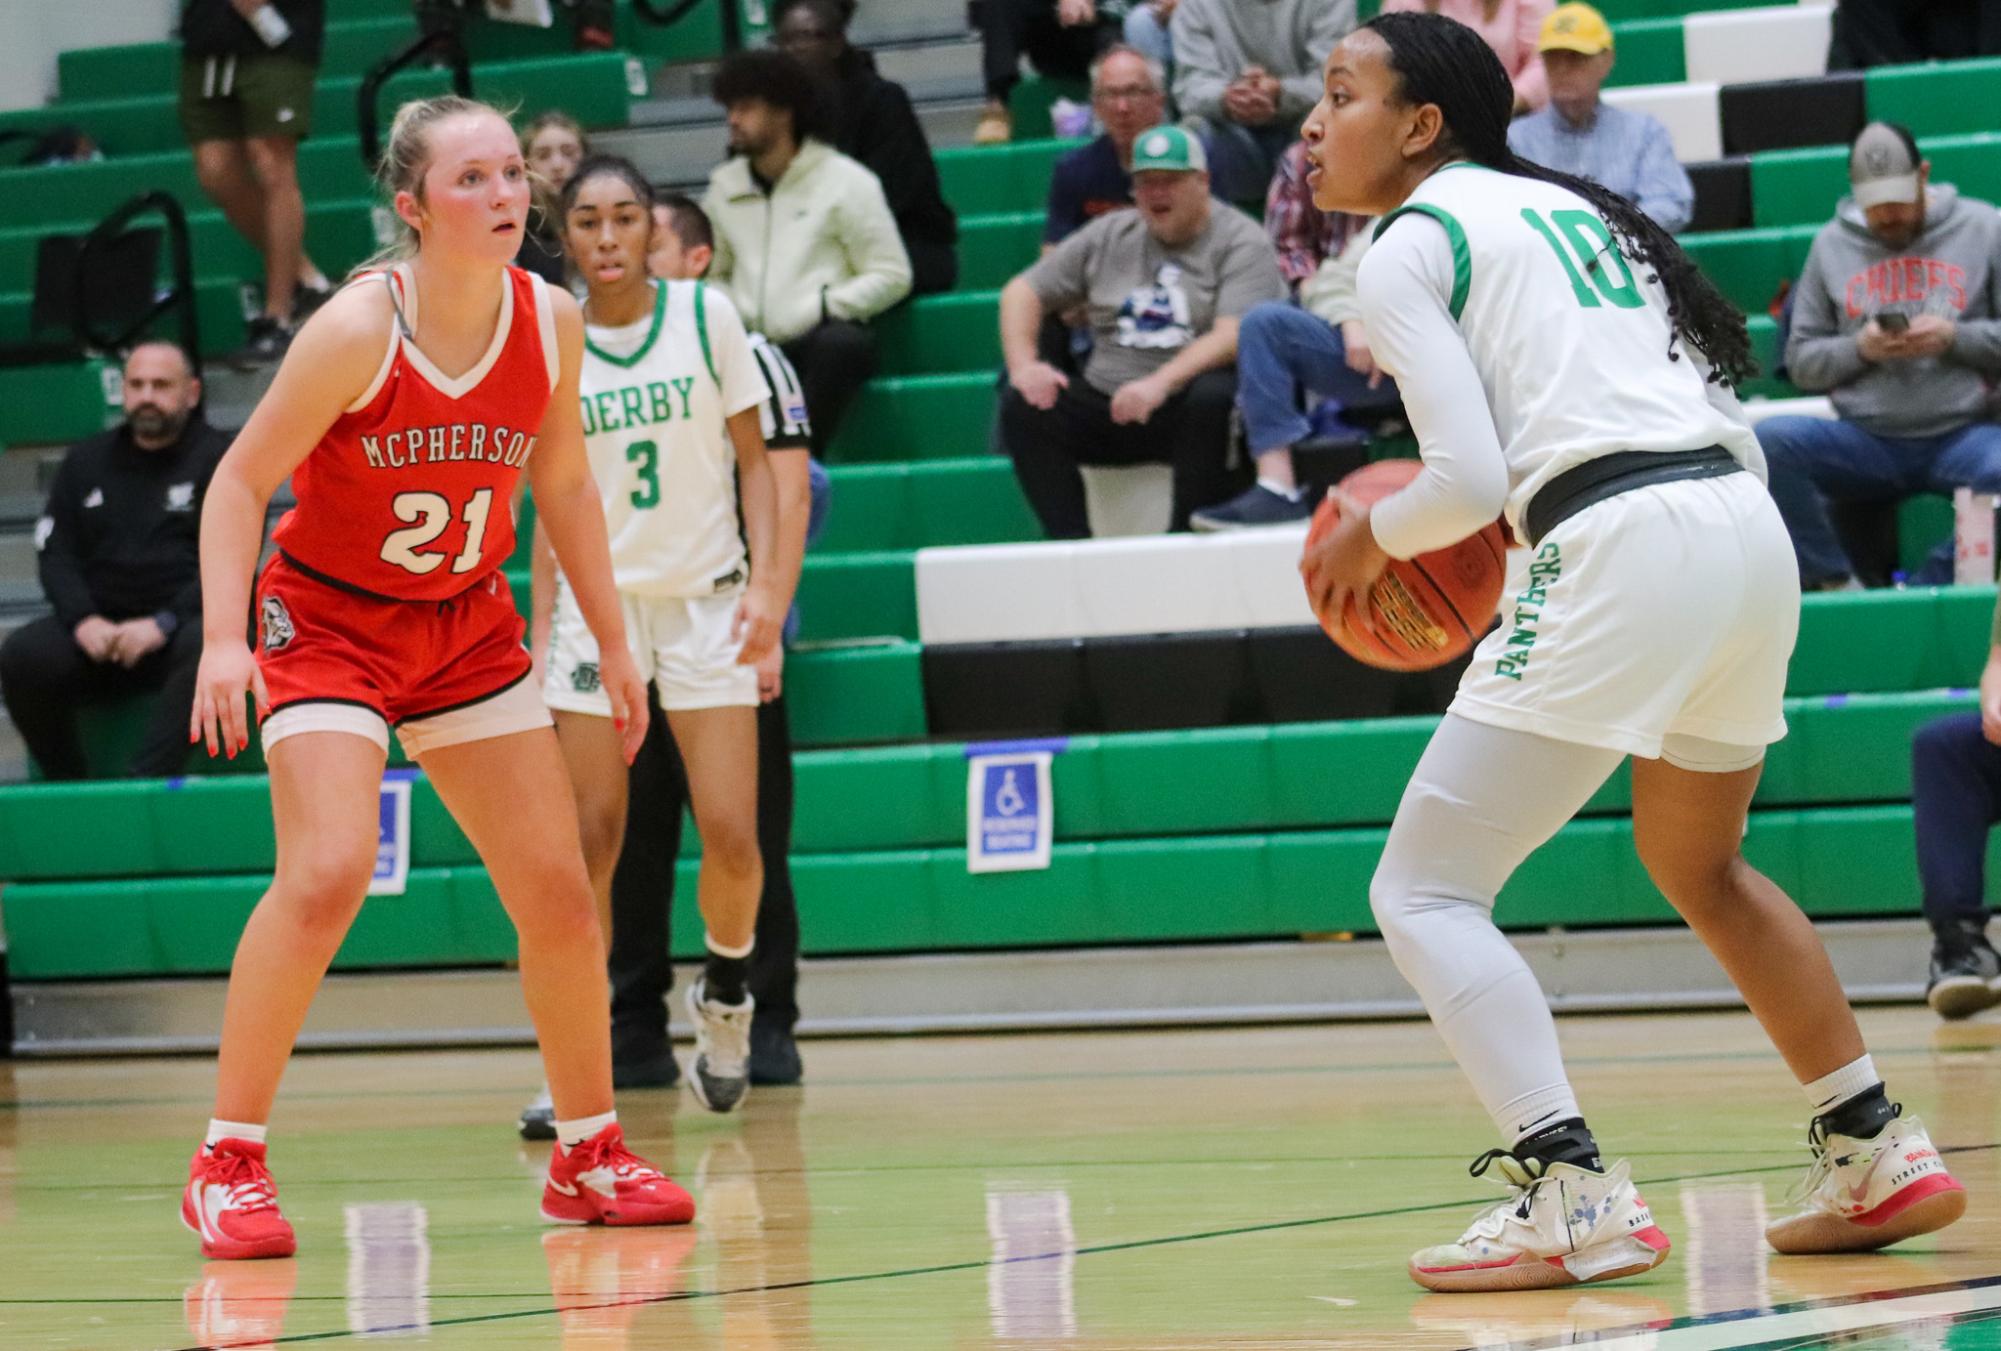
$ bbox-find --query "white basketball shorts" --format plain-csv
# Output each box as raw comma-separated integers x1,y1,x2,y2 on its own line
543,583,758,716
1451,471,1799,763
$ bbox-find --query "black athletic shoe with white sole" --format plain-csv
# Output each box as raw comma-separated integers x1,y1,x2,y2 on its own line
1927,929,2001,1020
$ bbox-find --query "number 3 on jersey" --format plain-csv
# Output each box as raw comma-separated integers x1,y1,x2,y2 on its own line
379,488,494,575
626,438,660,510
1522,208,1643,310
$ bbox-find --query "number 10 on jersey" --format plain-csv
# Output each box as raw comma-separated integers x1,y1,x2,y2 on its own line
1522,208,1643,310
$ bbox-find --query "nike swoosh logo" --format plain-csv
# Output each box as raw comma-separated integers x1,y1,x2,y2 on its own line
1846,1149,1892,1205
548,1179,579,1197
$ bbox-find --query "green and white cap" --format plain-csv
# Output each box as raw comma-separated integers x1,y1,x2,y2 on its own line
1131,125,1207,174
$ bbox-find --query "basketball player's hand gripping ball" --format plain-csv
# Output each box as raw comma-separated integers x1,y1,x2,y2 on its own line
1300,460,1506,672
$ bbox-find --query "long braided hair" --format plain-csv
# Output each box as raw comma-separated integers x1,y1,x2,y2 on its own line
1365,12,1753,386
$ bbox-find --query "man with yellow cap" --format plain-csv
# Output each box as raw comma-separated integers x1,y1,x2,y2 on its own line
1506,2,1693,232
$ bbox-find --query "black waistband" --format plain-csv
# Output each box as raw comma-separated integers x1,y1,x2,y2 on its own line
278,550,485,607
1522,447,1742,549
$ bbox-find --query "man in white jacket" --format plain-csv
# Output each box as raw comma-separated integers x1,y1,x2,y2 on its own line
705,49,914,457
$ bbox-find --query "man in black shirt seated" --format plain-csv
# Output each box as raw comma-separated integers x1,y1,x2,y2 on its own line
1,343,227,779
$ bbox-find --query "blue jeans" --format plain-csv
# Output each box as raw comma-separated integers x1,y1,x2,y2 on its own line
1912,711,2000,935
1123,4,1172,70
1756,415,2001,585
1194,118,1296,204
1235,300,1400,457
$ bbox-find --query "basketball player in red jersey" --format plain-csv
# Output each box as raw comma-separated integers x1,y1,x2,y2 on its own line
181,95,694,1260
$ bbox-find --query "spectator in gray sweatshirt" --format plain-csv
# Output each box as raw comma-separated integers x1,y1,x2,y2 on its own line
1757,122,2001,588
1169,0,1354,203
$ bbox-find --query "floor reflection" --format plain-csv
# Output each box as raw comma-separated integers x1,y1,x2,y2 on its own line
345,1200,430,1337
985,1185,1077,1341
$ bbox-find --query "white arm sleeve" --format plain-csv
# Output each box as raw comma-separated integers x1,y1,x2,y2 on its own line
1359,217,1511,561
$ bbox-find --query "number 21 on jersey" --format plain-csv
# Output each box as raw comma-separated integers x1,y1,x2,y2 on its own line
1522,208,1643,310
379,488,494,575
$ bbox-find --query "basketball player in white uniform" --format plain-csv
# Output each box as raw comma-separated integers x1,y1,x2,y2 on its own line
1298,14,1966,1292
529,155,799,1117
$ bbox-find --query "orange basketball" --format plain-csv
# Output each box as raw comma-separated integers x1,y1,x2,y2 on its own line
1304,459,1508,672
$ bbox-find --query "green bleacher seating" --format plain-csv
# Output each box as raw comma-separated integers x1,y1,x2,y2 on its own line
828,373,996,464
814,459,1039,553
1753,132,2001,230
953,211,1043,292
1,689,1983,976
0,362,118,443
1605,18,1687,87
876,291,1003,377
54,2,753,103
937,139,1083,217
0,52,631,161
0,689,1973,885
1864,57,2001,141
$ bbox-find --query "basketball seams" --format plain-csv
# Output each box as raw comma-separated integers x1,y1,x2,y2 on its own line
1401,558,1476,644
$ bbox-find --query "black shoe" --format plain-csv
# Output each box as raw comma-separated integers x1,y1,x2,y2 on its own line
1188,483,1315,532
229,315,293,370
1927,926,2001,1020
748,1020,803,1086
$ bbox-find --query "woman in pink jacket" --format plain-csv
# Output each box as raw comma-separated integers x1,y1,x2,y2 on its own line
1378,0,1552,112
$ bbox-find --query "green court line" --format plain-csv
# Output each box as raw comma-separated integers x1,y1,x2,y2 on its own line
5,1143,1981,1348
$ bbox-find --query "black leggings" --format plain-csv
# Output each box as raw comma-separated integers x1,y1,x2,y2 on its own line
0,614,203,779
1000,367,1246,537
608,689,801,1034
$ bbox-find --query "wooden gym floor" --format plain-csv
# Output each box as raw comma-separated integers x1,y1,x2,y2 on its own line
4,1005,2001,1349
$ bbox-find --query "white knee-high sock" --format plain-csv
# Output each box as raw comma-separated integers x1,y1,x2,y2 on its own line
1371,715,1625,1145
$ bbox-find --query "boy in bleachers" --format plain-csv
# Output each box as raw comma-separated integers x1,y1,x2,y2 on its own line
704,49,912,460
774,0,960,294
1755,122,2001,590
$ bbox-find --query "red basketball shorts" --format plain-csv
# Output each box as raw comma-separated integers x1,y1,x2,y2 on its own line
252,553,548,758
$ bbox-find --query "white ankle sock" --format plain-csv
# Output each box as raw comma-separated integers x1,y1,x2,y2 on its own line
1256,476,1302,500
1803,1054,1880,1115
206,1118,267,1148
1501,1084,1583,1146
705,932,754,960
556,1110,617,1152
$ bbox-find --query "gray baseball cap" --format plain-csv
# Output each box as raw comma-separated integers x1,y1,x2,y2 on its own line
1849,122,1921,209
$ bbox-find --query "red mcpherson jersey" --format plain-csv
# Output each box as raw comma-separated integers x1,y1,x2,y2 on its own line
271,263,559,600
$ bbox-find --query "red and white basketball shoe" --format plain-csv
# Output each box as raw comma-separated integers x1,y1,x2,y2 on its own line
542,1123,696,1227
1409,1154,1671,1292
1766,1111,1965,1253
182,1138,298,1260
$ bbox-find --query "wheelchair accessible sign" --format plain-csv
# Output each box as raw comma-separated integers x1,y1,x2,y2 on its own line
370,770,416,896
965,740,1063,873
